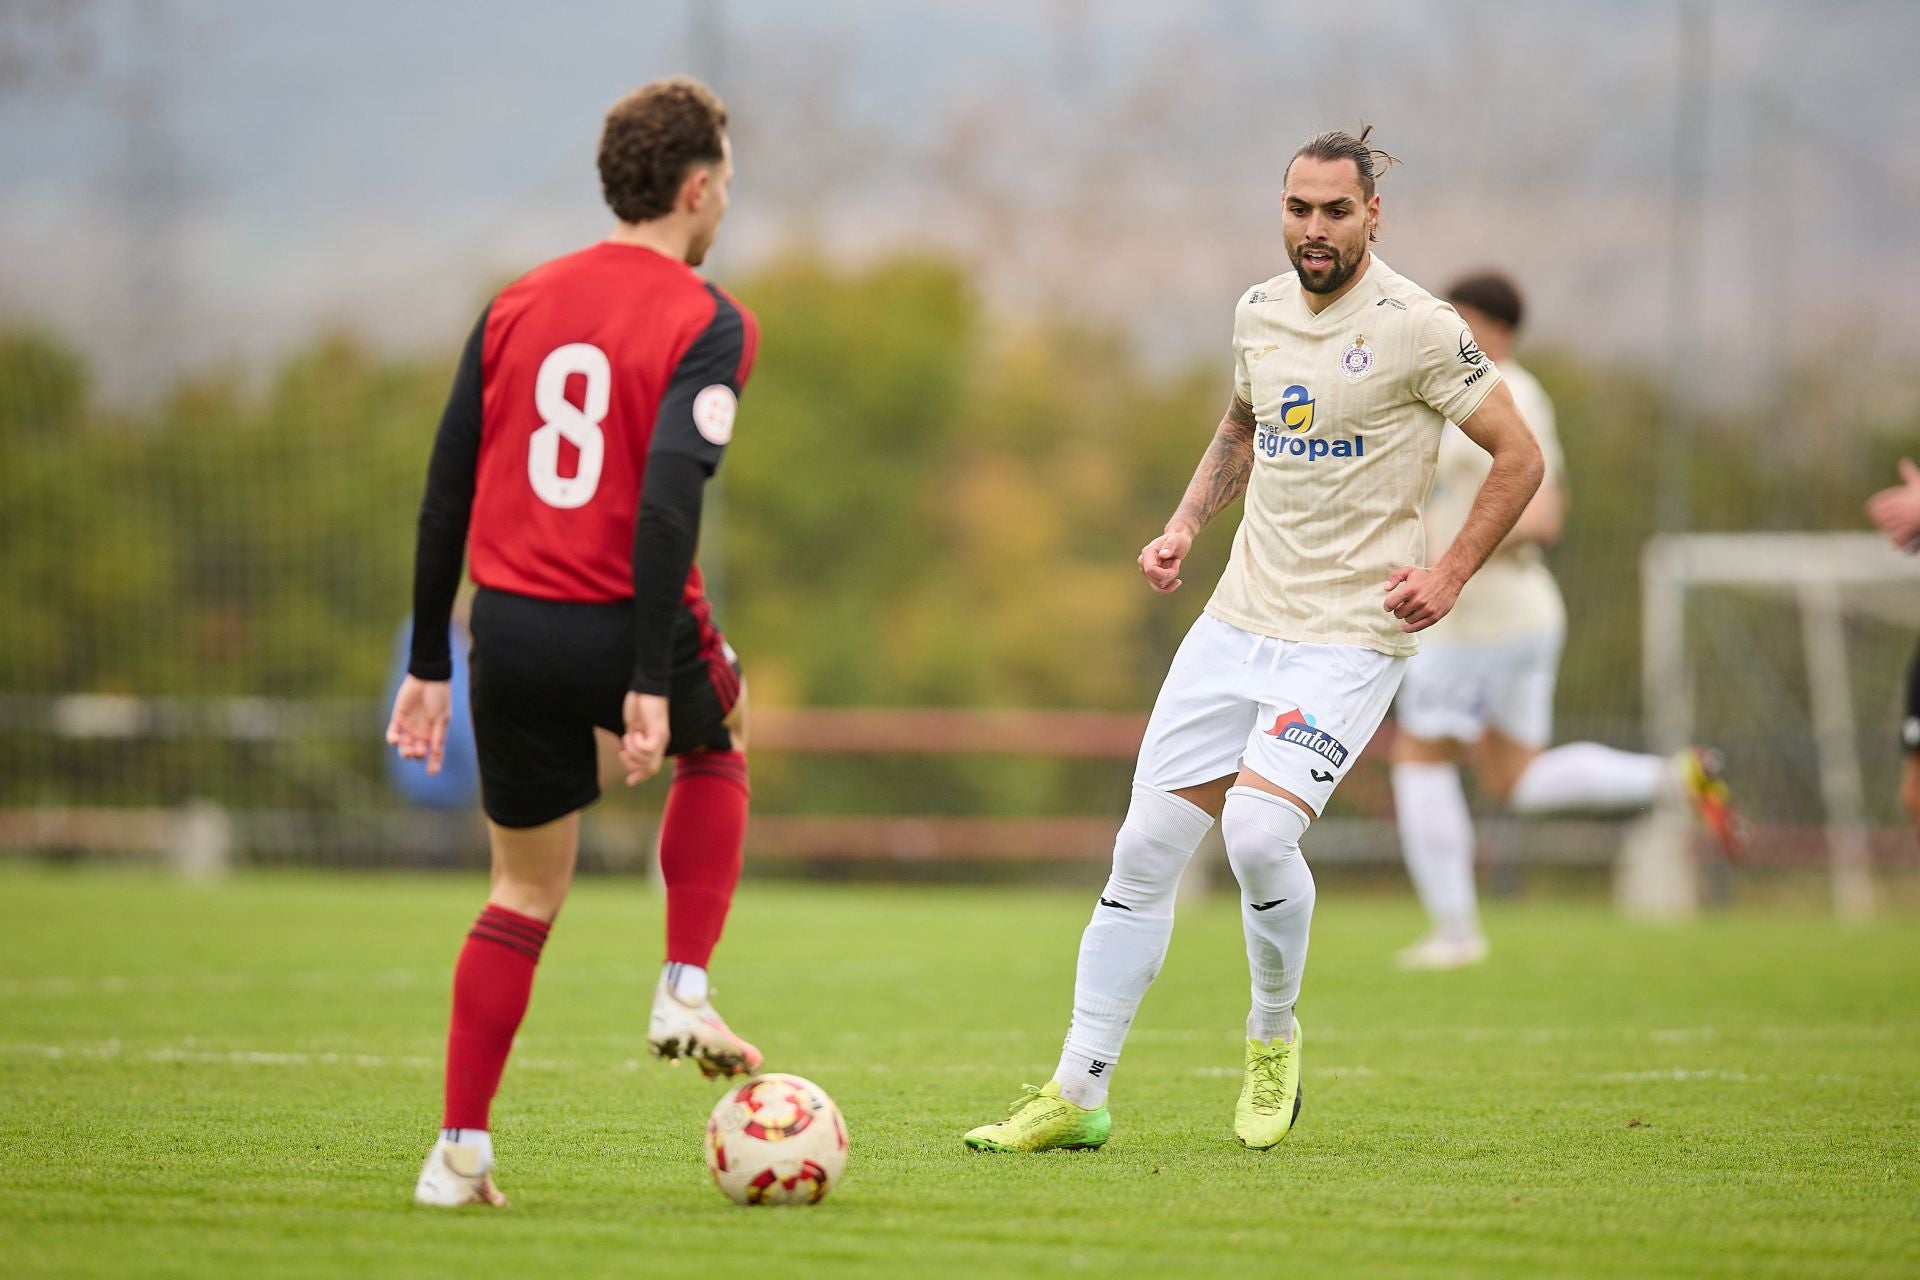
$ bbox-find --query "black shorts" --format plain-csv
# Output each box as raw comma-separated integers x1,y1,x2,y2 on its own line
468,586,743,829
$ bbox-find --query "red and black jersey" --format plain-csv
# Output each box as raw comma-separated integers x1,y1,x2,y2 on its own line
408,241,758,695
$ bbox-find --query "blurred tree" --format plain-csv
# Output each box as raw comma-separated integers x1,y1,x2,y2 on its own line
718,254,980,707
2,250,1915,814
0,328,88,436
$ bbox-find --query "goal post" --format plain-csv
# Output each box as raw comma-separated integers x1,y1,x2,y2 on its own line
1641,532,1920,918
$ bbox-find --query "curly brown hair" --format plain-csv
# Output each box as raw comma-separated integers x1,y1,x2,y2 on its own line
597,77,729,224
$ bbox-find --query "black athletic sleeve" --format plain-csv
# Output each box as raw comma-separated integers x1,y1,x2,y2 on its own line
406,305,489,681
1904,636,1920,754
628,291,750,695
628,452,707,695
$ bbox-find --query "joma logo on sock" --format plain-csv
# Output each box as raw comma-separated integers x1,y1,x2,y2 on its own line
1265,707,1349,768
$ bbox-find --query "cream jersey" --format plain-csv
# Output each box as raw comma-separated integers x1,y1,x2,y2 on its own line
1205,256,1502,658
1421,360,1566,644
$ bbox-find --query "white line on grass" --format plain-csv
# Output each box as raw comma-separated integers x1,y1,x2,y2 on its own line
0,1040,437,1070
1188,1065,1376,1079
0,1040,613,1073
1136,1025,1900,1045
0,965,669,1000
1177,1063,1876,1086
1581,1068,1869,1085
0,970,432,998
0,1042,1882,1090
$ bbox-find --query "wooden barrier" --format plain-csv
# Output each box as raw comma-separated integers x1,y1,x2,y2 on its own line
5,700,1902,870
751,708,1146,758
0,802,232,876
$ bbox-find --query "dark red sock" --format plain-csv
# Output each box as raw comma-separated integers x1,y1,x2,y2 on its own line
442,904,550,1131
659,751,749,968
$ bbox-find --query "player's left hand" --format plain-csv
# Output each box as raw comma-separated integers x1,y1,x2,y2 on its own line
1383,565,1463,633
620,692,671,785
386,676,453,774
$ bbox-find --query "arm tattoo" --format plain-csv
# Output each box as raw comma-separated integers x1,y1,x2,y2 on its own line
1171,395,1256,533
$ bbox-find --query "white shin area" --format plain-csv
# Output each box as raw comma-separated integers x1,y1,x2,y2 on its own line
1056,783,1213,1108
1390,761,1480,942
1221,786,1314,1044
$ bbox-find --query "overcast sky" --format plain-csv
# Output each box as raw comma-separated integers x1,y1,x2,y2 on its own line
2,0,1916,405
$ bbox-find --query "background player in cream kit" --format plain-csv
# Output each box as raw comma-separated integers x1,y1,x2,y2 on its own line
1390,272,1743,970
964,128,1545,1156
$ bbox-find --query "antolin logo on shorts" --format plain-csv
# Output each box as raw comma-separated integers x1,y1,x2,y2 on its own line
1264,707,1349,768
1255,384,1365,462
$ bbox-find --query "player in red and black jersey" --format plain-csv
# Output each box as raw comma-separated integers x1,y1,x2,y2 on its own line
387,78,762,1208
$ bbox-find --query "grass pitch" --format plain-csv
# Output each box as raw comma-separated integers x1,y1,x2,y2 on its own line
1,867,1915,1279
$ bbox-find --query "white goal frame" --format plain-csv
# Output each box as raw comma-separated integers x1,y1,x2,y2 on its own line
1642,532,1920,917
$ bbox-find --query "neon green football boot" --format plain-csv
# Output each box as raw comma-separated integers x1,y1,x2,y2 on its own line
1677,746,1745,860
1234,1017,1303,1149
964,1081,1111,1153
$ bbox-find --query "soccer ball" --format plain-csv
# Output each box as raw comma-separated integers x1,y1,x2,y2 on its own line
704,1072,848,1206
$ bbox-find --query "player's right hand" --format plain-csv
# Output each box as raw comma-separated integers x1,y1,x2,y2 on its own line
1140,524,1195,594
620,692,671,785
386,676,452,775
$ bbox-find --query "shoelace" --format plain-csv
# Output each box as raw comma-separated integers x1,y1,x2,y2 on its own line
1004,1084,1047,1117
1248,1046,1291,1114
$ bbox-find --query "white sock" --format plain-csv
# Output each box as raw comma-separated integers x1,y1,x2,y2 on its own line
664,962,709,1004
1054,1048,1117,1109
1391,762,1480,942
1055,784,1214,1109
439,1127,493,1170
1508,743,1667,813
1221,787,1315,1044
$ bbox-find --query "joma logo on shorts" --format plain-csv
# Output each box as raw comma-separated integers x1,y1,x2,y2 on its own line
1264,707,1349,768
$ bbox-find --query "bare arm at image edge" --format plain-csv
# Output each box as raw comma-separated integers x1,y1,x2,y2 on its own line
1139,394,1256,594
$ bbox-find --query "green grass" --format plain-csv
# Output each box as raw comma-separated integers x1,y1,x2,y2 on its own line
1,868,1915,1279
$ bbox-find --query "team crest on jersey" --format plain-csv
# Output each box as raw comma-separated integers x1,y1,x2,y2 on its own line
693,384,738,446
1340,335,1374,381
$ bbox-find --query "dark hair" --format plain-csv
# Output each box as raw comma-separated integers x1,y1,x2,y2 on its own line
1446,271,1525,332
597,77,728,224
1285,124,1399,200
1284,125,1397,243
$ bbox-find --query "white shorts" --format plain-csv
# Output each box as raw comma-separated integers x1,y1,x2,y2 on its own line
1134,613,1405,815
1393,627,1563,748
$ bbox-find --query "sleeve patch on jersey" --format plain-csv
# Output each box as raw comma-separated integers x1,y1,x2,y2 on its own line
1457,329,1488,367
693,384,738,446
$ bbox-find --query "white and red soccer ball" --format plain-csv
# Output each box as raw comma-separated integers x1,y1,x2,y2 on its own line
705,1073,848,1206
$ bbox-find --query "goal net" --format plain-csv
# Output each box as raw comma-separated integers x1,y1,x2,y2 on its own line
1636,532,1920,918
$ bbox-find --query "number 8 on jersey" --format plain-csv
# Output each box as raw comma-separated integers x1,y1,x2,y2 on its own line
528,343,611,510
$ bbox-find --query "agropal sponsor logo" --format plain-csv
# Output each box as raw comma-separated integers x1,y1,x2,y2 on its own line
1254,383,1366,462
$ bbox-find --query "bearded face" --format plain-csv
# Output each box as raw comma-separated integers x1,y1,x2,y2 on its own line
1281,156,1377,298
